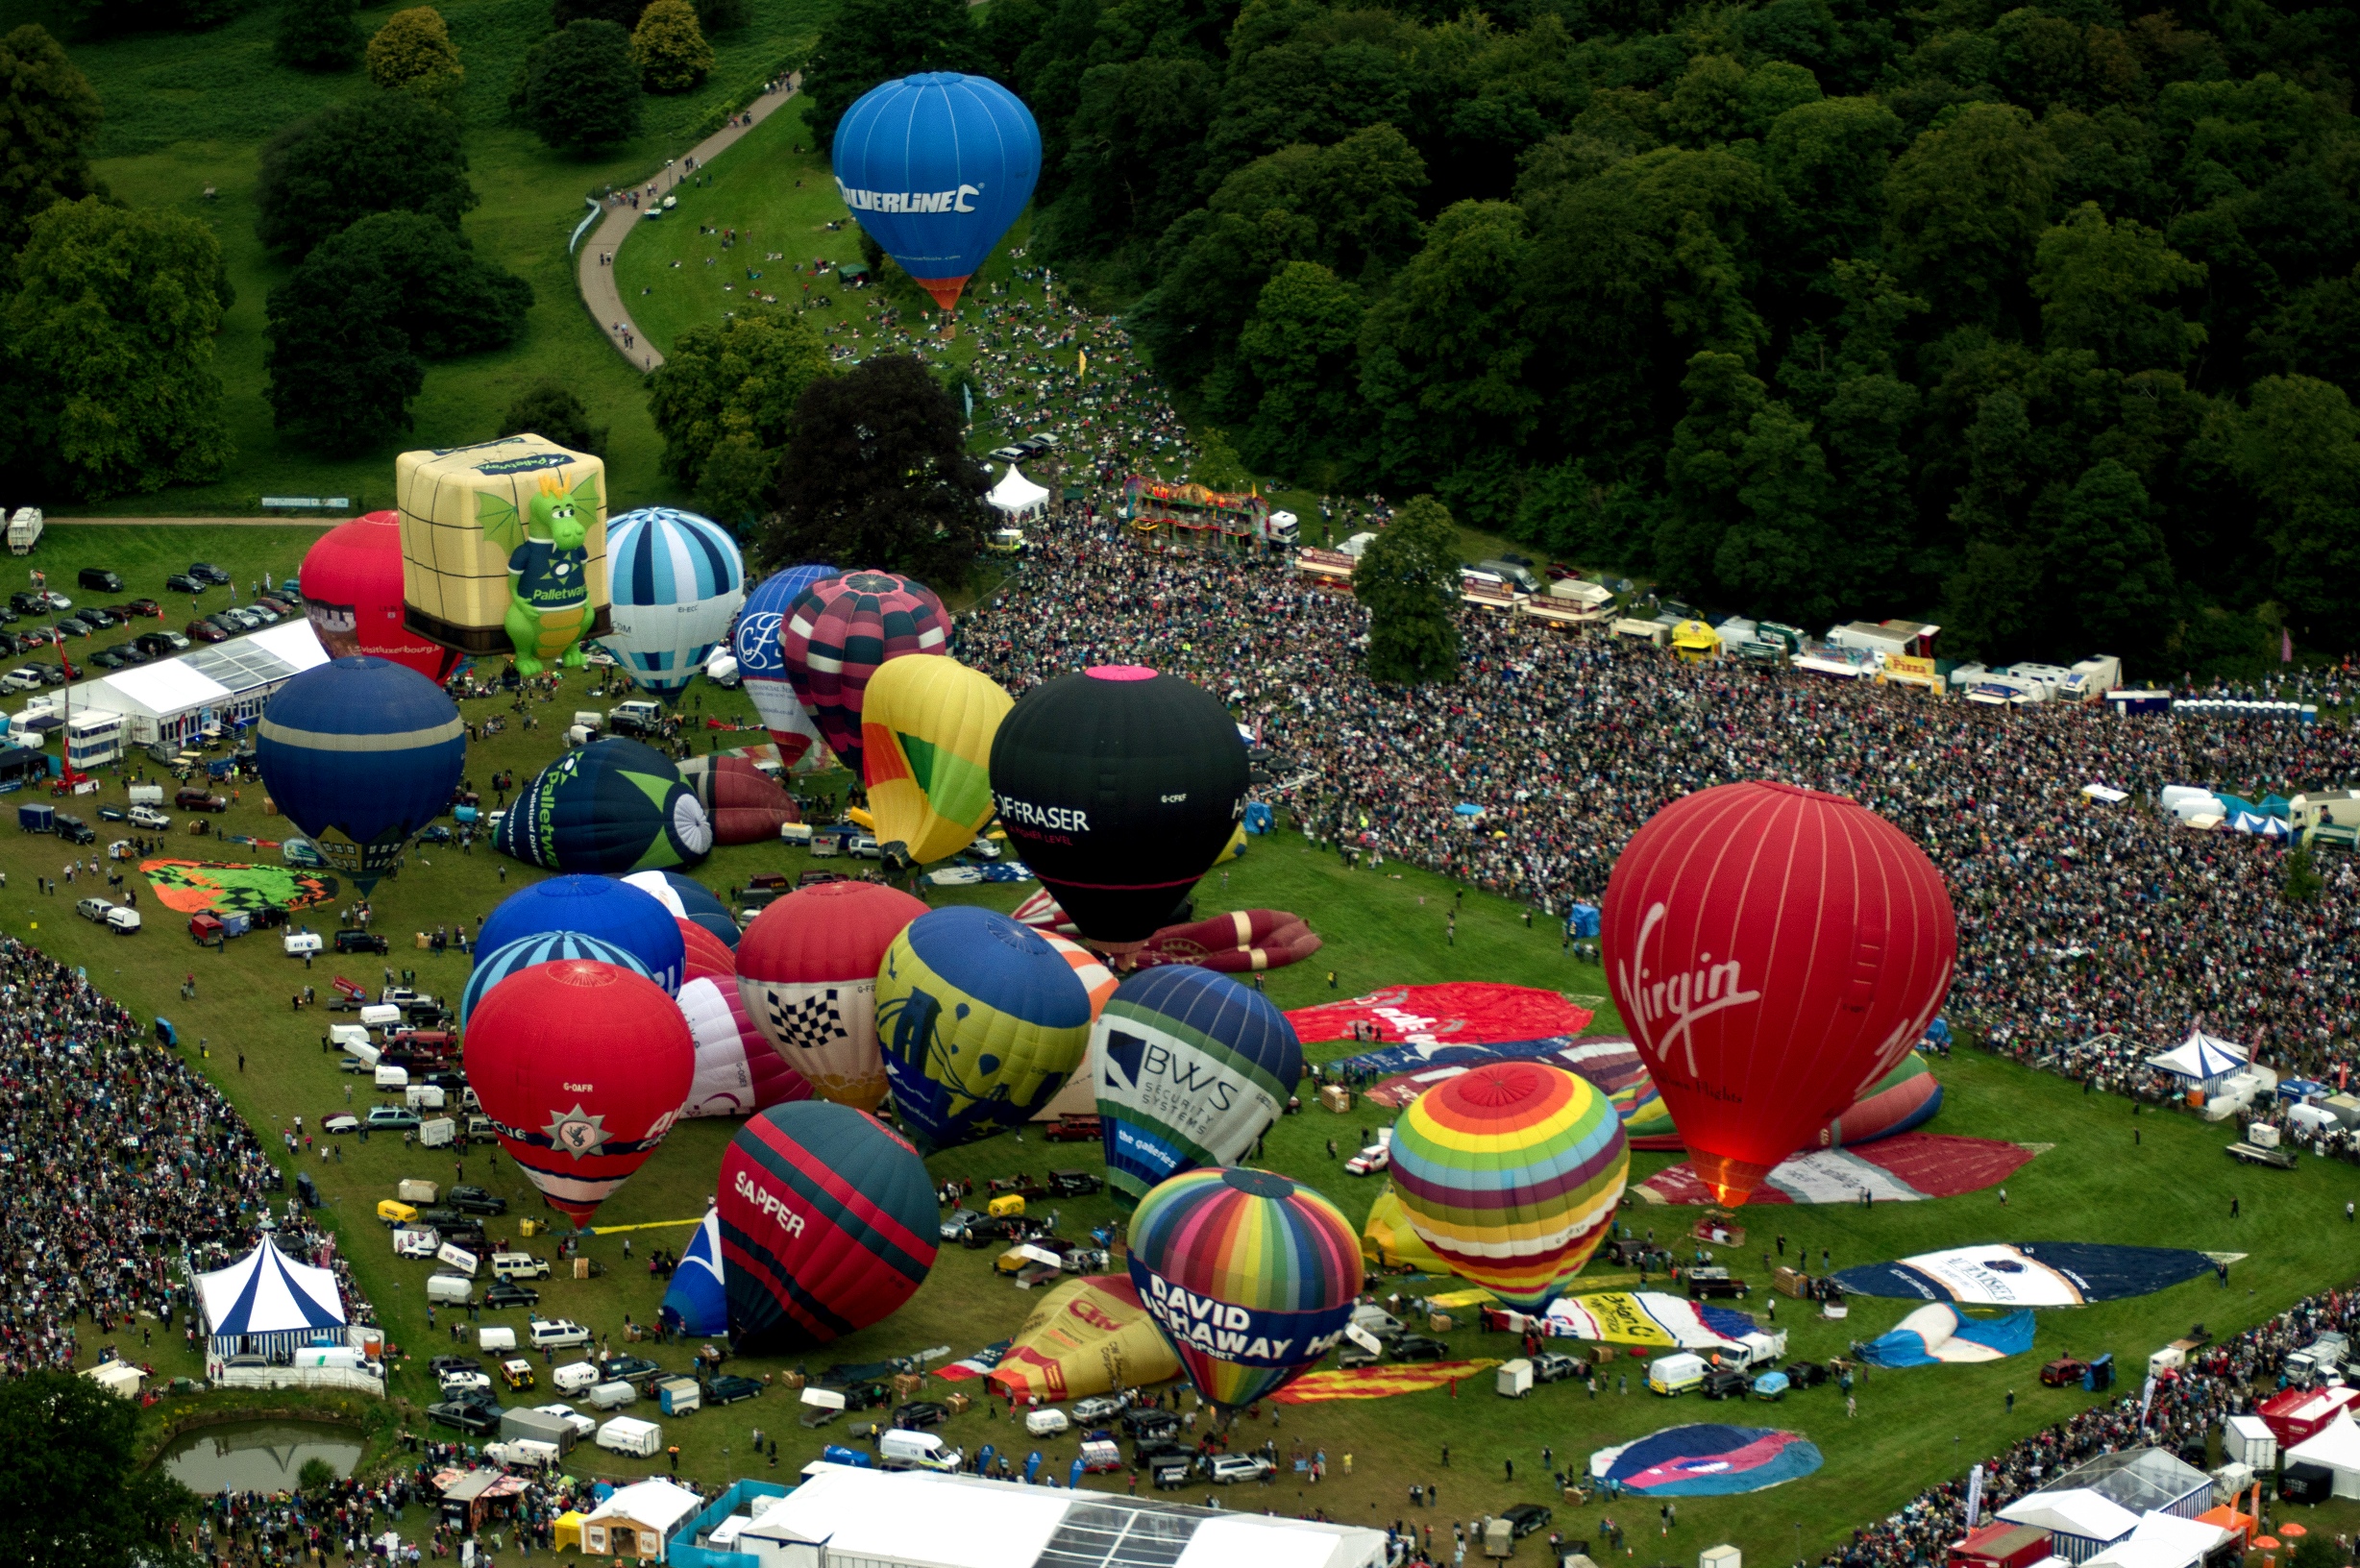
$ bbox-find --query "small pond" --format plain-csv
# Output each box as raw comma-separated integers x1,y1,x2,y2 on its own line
158,1420,365,1494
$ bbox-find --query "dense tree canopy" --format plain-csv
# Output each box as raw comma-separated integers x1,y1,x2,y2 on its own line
0,1372,199,1568
646,311,834,520
1357,493,1463,682
0,24,104,255
502,380,608,455
632,0,712,92
907,0,2360,666
366,5,463,95
803,0,982,150
763,354,989,580
275,0,363,72
524,18,642,149
255,95,476,258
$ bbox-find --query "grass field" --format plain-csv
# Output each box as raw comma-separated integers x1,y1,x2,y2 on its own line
0,615,2346,1558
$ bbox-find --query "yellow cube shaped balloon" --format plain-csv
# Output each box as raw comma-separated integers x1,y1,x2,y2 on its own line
397,435,612,669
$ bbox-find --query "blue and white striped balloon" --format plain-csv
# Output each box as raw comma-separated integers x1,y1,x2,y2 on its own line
460,930,652,1030
603,507,748,695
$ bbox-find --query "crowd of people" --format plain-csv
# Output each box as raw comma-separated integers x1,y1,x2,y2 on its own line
0,933,372,1380
957,505,2360,1083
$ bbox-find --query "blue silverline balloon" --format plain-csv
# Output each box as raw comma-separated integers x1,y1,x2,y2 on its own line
831,73,1041,314
255,656,466,893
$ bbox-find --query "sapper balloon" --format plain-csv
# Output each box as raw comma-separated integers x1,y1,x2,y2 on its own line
988,665,1250,947
1601,781,1956,1206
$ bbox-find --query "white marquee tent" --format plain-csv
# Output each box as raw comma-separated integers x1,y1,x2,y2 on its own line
195,1235,346,1361
2289,1411,2360,1499
987,465,1050,522
2145,1029,2249,1094
2080,1513,2230,1568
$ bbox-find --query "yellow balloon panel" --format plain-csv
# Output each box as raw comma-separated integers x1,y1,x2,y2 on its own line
397,434,610,655
862,655,1012,865
985,1274,1181,1402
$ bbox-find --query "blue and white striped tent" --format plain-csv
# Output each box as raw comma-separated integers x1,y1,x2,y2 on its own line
602,508,747,695
195,1237,346,1361
459,929,651,1029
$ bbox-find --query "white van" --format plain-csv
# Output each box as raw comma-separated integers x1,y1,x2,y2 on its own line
486,1439,560,1472
373,1064,409,1090
1733,1329,1788,1369
879,1430,962,1472
406,1084,447,1110
479,1326,518,1353
330,1023,372,1055
425,1275,473,1307
589,1380,638,1410
1648,1353,1707,1395
1024,1408,1069,1436
292,1346,364,1371
553,1361,601,1395
359,1003,403,1031
597,1415,662,1458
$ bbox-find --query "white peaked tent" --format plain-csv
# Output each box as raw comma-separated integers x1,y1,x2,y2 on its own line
2145,1028,2248,1093
988,465,1051,522
195,1236,347,1360
2289,1410,2360,1499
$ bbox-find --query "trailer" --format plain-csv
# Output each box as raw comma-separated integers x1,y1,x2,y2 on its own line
7,508,42,555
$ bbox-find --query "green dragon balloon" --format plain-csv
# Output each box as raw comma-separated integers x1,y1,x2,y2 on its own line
480,471,602,674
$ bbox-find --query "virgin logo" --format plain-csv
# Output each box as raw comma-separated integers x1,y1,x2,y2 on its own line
1618,900,1761,1075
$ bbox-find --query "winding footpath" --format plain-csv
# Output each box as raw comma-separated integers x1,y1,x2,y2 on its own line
577,73,802,374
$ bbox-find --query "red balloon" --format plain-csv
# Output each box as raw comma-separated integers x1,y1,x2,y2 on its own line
300,512,458,681
734,880,929,1109
464,960,696,1223
677,918,738,985
1600,781,1955,1206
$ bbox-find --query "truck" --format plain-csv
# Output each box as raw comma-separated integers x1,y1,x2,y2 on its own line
7,508,42,555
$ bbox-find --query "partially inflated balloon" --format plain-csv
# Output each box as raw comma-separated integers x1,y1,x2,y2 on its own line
659,1210,729,1337
861,655,1011,865
718,1101,937,1350
985,1275,1181,1403
602,507,747,696
495,737,712,873
465,960,695,1223
831,73,1041,315
1601,781,1956,1205
620,869,740,948
876,906,1094,1149
1389,1062,1628,1311
736,881,929,1109
1127,1167,1363,1409
781,572,947,774
680,971,811,1117
300,512,457,680
1094,967,1302,1205
479,874,687,993
460,930,651,1030
990,666,1249,948
256,657,466,894
731,565,835,771
676,755,799,845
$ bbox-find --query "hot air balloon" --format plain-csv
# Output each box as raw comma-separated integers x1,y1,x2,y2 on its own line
659,1209,729,1337
735,881,928,1109
679,968,811,1117
1094,967,1302,1205
990,666,1250,948
781,572,948,774
254,657,466,894
459,930,651,1030
1389,1062,1629,1311
676,754,800,845
1126,1167,1364,1410
465,959,695,1223
831,73,1042,317
494,737,713,874
396,435,610,662
619,869,740,948
875,905,1095,1149
730,564,835,770
602,507,747,696
986,1275,1181,1403
479,874,688,993
717,1100,938,1350
861,654,1011,865
299,511,458,680
1601,781,1956,1206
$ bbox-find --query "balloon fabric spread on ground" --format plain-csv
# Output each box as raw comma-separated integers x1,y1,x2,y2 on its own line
1543,1291,1760,1350
982,1274,1180,1403
1291,984,1596,1048
1269,1360,1504,1405
1833,1243,2220,1305
495,737,712,874
1635,1134,2034,1206
1590,1427,1825,1496
140,861,338,915
1861,1304,2037,1367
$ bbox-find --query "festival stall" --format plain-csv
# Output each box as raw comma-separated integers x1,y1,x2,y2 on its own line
987,465,1051,524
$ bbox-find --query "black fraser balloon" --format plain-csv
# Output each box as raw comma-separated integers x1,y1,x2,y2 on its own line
988,665,1249,948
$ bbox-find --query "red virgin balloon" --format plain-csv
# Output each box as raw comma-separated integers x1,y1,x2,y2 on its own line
1600,781,1955,1207
300,512,458,681
464,959,696,1223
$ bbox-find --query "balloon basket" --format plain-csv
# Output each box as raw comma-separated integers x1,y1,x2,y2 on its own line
1692,1208,1746,1248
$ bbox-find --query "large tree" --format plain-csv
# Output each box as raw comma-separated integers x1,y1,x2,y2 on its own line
763,354,988,580
255,95,476,258
646,311,833,514
5,197,231,500
632,0,711,92
367,6,464,95
265,210,532,453
502,381,607,455
1356,494,1462,683
802,0,983,151
524,20,643,151
0,1371,200,1568
0,24,103,255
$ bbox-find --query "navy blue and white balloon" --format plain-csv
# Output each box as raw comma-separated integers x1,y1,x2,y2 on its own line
460,930,652,1029
256,656,465,894
603,507,747,697
730,564,834,771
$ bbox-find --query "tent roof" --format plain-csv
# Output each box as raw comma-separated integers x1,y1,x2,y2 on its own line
195,1236,345,1337
2290,1411,2360,1469
585,1479,704,1533
2045,1448,2214,1512
987,465,1051,514
2083,1512,2228,1568
2146,1029,2247,1080
1998,1488,2141,1542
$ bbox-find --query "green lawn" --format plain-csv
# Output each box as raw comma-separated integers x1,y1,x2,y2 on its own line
0,643,2344,1559
1,0,827,516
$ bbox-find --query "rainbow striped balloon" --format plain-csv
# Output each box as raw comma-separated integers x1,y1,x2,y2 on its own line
1389,1061,1629,1311
1126,1166,1364,1409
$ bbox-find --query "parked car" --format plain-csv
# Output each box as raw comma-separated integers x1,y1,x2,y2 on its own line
447,1185,507,1215
430,1356,484,1378
1502,1504,1554,1541
364,1107,420,1130
175,788,229,812
1533,1352,1586,1384
1701,1367,1749,1400
1343,1141,1390,1176
165,574,207,594
893,1400,949,1430
75,896,116,923
839,1381,892,1411
320,1113,359,1134
1044,1114,1101,1142
1203,1454,1272,1484
426,1401,502,1435
1784,1360,1831,1389
598,1354,664,1386
1070,1394,1128,1422
1685,1268,1749,1301
189,562,231,585
1120,1409,1181,1442
125,598,161,618
77,606,118,627
1390,1335,1449,1362
533,1404,598,1440
184,620,227,643
1045,1170,1103,1197
2040,1357,2090,1388
334,929,390,954
130,805,171,830
528,1318,591,1350
483,1281,541,1311
135,630,187,655
54,814,94,845
939,1208,983,1240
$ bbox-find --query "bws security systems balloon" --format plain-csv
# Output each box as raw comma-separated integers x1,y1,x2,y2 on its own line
255,657,466,894
781,571,948,774
989,665,1250,948
735,880,929,1109
1389,1062,1628,1311
478,874,688,993
831,73,1041,316
602,506,747,696
299,512,458,680
718,1101,938,1350
464,960,695,1223
875,906,1094,1148
861,654,1012,865
1094,967,1302,1205
1601,781,1955,1206
731,564,835,770
1126,1166,1364,1410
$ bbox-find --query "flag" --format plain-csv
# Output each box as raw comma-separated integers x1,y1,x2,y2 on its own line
1078,351,1088,381
963,381,972,423
2283,628,2295,663
2139,1372,2158,1426
1269,1359,1501,1404
1965,1463,1984,1530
